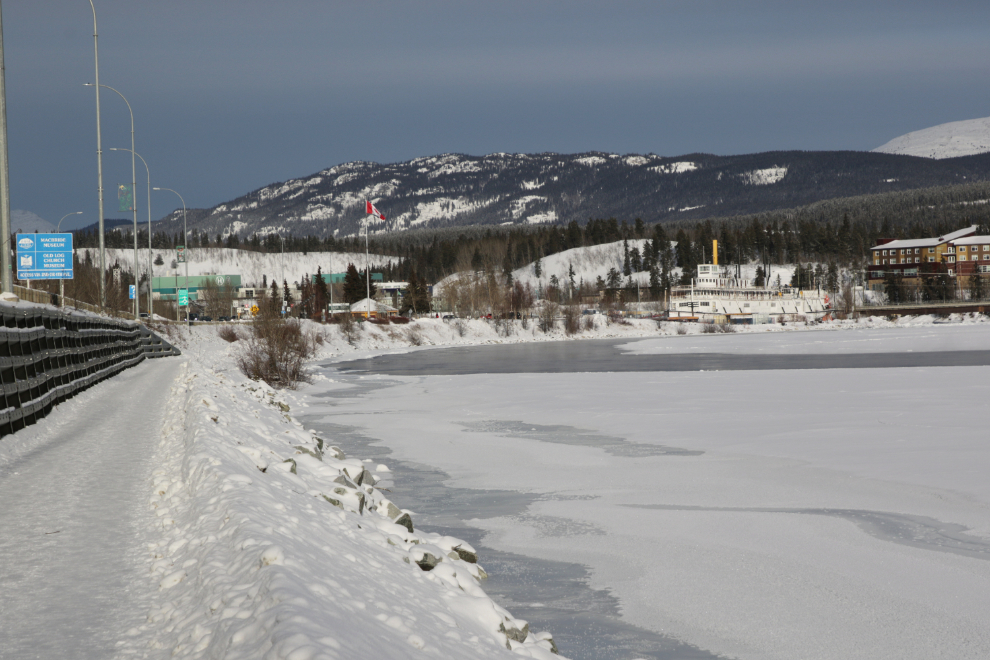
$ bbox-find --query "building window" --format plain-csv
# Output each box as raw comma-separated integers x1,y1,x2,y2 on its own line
900,249,906,255
882,250,888,256
882,259,887,265
927,257,935,263
948,269,954,276
960,246,967,252
948,256,956,263
984,245,989,251
915,257,920,263
985,255,990,260
928,247,935,253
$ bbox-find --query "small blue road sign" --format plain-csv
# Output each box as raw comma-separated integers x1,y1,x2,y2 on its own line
129,284,136,300
16,233,73,280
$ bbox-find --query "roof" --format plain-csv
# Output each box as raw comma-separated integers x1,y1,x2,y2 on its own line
349,298,397,312
950,234,990,245
871,225,978,251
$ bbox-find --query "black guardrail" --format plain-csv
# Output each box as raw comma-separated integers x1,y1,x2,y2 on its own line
0,304,180,438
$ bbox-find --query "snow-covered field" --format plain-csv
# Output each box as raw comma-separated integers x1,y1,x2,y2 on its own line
3,313,989,659
80,247,394,287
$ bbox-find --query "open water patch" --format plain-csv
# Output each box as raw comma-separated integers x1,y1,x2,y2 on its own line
302,410,726,659
628,504,990,562
461,420,703,457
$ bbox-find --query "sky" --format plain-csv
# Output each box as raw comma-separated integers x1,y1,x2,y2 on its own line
3,0,989,229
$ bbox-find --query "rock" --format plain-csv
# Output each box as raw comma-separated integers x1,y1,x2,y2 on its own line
394,512,414,533
499,621,530,644
321,494,344,510
355,469,376,486
533,632,559,655
294,445,323,461
452,545,478,563
282,458,297,474
415,552,441,571
277,402,290,412
333,475,357,489
328,446,346,460
313,437,324,452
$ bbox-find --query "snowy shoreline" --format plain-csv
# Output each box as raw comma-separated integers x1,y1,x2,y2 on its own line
6,311,986,659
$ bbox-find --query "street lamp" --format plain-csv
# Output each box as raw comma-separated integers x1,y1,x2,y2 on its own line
87,0,106,308
86,83,137,318
108,147,151,317
57,211,83,308
153,187,187,325
0,2,13,294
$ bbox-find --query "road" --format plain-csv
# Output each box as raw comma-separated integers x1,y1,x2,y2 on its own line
0,357,183,660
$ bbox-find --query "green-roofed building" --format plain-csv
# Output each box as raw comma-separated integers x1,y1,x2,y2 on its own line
314,272,383,284
152,274,241,301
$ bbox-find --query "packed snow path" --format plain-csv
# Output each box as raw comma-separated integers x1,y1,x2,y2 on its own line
0,358,183,659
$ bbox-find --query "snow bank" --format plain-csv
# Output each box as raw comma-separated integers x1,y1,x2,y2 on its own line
117,325,561,658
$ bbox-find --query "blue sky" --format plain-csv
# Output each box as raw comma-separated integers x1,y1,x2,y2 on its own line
4,0,989,228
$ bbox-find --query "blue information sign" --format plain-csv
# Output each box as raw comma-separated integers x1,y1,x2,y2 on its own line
16,233,74,280
129,284,136,300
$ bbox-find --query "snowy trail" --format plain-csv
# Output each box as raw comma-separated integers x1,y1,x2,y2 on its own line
0,357,184,660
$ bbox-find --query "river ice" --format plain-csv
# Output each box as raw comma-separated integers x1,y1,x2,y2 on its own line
308,325,990,660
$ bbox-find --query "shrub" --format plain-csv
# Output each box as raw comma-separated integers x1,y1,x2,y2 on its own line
563,306,581,335
675,323,688,335
236,311,315,389
218,325,239,342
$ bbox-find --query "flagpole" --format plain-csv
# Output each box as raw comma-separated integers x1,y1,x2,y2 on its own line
365,216,371,319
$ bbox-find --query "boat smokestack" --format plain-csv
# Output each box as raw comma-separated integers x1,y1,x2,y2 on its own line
713,239,718,266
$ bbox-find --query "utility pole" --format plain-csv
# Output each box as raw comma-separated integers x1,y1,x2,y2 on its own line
0,1,12,294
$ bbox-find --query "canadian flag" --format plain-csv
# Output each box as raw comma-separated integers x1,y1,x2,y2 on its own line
365,200,386,222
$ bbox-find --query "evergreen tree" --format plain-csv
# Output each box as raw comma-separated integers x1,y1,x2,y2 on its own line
755,265,766,287
622,239,631,276
343,263,371,304
534,257,542,279
314,267,329,312
283,279,293,305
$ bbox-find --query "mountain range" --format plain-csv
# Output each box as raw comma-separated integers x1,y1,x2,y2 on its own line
142,149,990,241
55,115,990,241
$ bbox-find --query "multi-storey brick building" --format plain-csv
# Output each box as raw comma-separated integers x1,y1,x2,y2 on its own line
867,225,979,291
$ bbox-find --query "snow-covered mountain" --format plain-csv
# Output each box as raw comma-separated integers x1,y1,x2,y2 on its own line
873,117,990,159
151,150,990,240
11,210,56,234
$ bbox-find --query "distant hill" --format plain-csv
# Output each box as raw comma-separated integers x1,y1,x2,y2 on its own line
140,149,990,240
11,210,56,234
874,117,990,159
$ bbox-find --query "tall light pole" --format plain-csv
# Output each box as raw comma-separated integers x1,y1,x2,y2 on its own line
154,187,187,325
57,212,83,308
109,147,151,317
88,0,106,308
0,1,12,294
364,220,371,318
86,83,137,318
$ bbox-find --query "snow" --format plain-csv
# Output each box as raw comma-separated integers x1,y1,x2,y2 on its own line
739,166,787,185
873,116,990,159
650,161,698,174
81,247,394,287
574,156,606,167
509,239,654,290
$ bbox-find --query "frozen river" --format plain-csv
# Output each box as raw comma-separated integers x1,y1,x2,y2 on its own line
304,325,990,660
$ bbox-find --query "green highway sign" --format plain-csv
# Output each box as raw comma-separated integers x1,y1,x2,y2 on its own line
178,289,189,306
